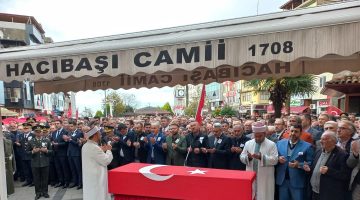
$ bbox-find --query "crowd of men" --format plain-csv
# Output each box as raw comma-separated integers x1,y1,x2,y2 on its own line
2,112,360,200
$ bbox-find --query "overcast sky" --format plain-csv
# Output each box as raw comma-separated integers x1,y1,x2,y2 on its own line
0,0,285,113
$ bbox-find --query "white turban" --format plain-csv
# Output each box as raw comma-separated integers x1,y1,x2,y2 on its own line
85,126,100,139
252,121,267,133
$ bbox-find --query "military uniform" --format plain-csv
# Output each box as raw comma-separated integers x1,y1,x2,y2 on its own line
19,123,34,186
4,137,15,195
27,126,52,199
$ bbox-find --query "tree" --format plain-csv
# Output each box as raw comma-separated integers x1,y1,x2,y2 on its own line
103,91,126,117
220,105,237,117
184,100,198,117
81,107,93,117
120,93,138,108
212,107,221,117
245,75,317,118
94,110,104,118
161,102,174,115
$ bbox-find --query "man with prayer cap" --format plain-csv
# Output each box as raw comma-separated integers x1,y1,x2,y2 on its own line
82,126,113,200
240,121,278,200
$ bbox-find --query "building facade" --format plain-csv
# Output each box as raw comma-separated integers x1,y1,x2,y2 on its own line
0,13,75,118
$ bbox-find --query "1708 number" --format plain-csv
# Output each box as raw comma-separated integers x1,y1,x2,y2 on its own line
248,41,293,56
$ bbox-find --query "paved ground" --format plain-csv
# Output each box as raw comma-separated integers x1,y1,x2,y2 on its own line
8,181,83,200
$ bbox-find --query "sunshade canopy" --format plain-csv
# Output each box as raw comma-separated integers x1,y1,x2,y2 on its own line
0,1,360,94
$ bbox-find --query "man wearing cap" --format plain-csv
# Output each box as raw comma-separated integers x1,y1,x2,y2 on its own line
207,122,231,169
63,121,83,189
19,123,34,186
240,121,278,200
27,125,52,199
82,126,113,200
102,125,121,170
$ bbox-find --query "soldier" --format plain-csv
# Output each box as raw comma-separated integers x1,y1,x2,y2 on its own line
19,123,34,186
4,133,16,195
101,125,121,170
44,125,58,186
27,125,52,199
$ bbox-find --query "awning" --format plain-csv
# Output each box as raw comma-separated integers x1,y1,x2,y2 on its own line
0,107,19,117
267,105,310,114
0,1,360,93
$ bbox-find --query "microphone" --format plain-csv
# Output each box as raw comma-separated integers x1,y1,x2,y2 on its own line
184,145,192,166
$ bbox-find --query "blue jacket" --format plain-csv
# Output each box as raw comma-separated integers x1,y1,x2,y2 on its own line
51,128,69,157
276,139,314,188
67,129,83,157
146,132,166,164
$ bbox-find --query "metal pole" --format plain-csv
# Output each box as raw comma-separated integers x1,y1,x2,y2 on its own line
0,108,8,200
104,90,107,117
185,84,189,107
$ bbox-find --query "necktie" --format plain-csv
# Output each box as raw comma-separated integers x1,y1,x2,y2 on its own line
253,142,261,172
56,130,59,138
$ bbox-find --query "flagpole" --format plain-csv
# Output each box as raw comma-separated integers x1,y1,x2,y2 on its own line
257,0,260,15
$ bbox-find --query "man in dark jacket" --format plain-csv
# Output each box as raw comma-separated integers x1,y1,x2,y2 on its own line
304,131,351,200
118,123,135,166
19,123,34,186
51,119,70,188
207,122,231,169
63,121,83,189
133,122,148,163
229,125,250,170
185,122,209,167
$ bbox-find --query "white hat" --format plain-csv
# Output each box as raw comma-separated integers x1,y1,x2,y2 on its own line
85,126,100,139
252,121,267,133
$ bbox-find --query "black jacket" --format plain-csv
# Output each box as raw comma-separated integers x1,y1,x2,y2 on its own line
207,134,231,169
229,135,250,170
51,128,69,157
185,132,209,167
310,147,351,200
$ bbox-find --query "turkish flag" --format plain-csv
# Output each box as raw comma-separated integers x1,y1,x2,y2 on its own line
195,84,206,124
67,107,72,118
109,163,255,200
75,109,79,120
326,105,343,116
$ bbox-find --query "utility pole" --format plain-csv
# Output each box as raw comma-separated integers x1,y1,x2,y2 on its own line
185,84,189,107
104,90,107,117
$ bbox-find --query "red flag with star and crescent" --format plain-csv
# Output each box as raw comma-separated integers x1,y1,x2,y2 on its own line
195,84,206,124
108,163,255,200
326,105,343,116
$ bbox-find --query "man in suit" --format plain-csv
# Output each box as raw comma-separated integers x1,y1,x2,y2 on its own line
146,122,166,164
347,139,360,200
19,123,34,186
118,123,135,166
42,125,58,186
160,116,170,135
304,131,352,200
229,124,250,170
9,122,25,182
276,124,314,200
207,122,231,169
51,119,70,188
282,115,313,144
27,125,52,199
185,121,209,167
337,120,357,154
133,122,148,163
63,121,83,189
163,123,187,166
275,118,287,141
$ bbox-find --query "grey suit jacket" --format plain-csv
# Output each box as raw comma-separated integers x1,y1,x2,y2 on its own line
346,144,360,190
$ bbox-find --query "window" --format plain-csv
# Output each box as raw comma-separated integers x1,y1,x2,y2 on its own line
260,91,270,100
242,92,252,102
319,76,326,87
5,88,21,99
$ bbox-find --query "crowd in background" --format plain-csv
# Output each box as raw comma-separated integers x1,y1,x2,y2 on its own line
2,112,360,200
